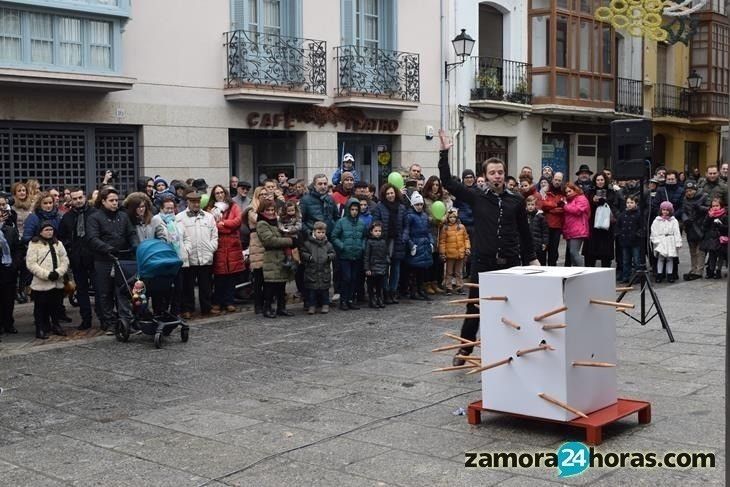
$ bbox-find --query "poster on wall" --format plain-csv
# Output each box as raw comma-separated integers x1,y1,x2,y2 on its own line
542,137,568,176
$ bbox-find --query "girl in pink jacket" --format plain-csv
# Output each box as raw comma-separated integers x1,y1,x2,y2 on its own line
562,182,590,267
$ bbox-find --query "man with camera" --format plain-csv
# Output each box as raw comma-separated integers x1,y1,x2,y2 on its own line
59,188,98,330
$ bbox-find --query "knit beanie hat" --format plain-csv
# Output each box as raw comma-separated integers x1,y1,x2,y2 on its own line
154,177,168,188
341,171,354,181
659,201,674,213
462,169,475,179
38,220,54,234
410,191,424,206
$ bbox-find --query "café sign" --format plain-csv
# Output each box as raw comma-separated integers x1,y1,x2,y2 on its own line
246,106,399,132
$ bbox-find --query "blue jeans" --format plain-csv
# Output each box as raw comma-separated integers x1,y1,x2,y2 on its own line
387,259,401,292
621,245,641,282
305,288,330,308
339,259,362,304
566,239,584,267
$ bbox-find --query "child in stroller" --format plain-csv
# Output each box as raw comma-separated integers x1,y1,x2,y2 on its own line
114,239,188,348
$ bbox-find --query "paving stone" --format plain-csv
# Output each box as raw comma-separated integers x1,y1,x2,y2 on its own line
344,420,494,459
113,431,264,478
0,434,132,481
0,397,85,433
130,404,262,437
240,402,380,435
56,394,152,422
0,466,67,486
245,379,352,405
284,437,391,468
61,419,171,449
214,421,330,454
224,457,388,487
71,457,210,486
318,392,430,418
344,449,512,486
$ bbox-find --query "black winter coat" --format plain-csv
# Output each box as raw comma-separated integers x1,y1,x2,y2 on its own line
700,213,728,253
617,209,644,247
371,201,407,260
0,223,20,286
583,189,617,260
300,234,335,290
86,208,139,261
527,211,548,250
440,150,536,264
59,205,96,268
363,236,389,275
681,194,708,243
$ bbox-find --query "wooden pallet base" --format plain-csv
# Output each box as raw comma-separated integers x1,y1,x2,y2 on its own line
467,398,651,446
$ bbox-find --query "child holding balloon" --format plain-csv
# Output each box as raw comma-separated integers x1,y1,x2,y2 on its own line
423,176,452,294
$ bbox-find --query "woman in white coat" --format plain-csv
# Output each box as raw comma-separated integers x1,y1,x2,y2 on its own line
26,221,69,339
650,201,682,283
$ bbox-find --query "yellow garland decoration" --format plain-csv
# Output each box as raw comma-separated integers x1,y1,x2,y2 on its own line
647,27,669,41
628,5,647,18
609,0,629,13
643,12,662,27
611,14,630,29
629,23,645,36
627,0,643,5
595,6,614,20
644,0,663,12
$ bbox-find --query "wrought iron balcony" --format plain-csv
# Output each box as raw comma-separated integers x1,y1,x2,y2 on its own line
688,92,730,120
225,30,326,95
471,57,531,104
334,45,420,102
654,83,689,118
615,77,643,115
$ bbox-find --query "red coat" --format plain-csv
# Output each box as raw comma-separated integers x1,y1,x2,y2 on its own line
213,204,245,275
539,191,565,230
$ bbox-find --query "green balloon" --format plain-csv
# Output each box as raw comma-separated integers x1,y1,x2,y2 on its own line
431,200,446,221
387,171,404,190
200,193,210,209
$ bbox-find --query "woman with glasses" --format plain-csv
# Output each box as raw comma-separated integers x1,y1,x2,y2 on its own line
205,185,244,314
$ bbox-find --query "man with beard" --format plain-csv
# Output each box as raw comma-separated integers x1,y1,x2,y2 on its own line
300,174,340,296
438,130,537,365
540,172,565,266
59,188,98,330
574,164,595,195
699,165,727,205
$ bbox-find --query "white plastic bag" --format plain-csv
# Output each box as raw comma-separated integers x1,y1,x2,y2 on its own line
594,203,611,230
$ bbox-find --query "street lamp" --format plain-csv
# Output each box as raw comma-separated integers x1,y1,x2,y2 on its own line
445,29,475,79
687,69,702,90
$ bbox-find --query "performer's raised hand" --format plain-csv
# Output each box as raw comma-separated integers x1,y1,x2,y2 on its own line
438,129,453,151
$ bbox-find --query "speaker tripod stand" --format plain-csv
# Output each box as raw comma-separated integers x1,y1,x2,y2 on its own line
617,264,675,342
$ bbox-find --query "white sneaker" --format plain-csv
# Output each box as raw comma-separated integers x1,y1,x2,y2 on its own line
331,293,340,302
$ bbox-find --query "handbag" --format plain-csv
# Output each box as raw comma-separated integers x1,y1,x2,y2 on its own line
63,272,76,297
594,203,611,230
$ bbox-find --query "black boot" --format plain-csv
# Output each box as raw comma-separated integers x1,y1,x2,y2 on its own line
51,322,67,336
417,290,432,301
263,301,276,318
76,319,92,331
347,301,360,310
368,296,377,308
383,291,394,305
715,269,723,279
390,291,399,304
377,296,385,308
655,273,664,283
339,302,349,311
276,303,294,316
4,325,18,334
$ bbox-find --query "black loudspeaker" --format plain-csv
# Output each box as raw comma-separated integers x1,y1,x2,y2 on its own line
610,119,652,180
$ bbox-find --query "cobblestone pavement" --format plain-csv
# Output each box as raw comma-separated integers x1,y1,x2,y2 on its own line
0,259,725,485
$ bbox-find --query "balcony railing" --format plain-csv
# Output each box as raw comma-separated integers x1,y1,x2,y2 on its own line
471,57,531,104
688,92,730,120
225,30,326,94
335,45,420,102
654,83,689,118
615,77,643,115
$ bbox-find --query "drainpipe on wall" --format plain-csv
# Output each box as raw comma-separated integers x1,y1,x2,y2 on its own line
440,0,446,130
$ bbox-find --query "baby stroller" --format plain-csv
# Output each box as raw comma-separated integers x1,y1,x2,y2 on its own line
114,239,188,348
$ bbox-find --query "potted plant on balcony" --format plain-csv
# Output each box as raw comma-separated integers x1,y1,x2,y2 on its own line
473,70,503,100
507,77,530,104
